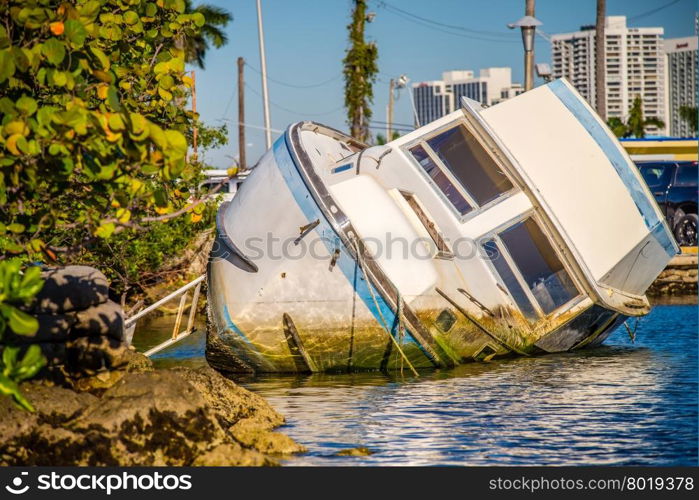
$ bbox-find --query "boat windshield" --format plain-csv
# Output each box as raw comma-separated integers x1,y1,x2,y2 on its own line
484,218,579,318
409,144,473,215
427,124,513,206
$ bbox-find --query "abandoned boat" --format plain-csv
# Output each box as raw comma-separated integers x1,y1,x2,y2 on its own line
206,78,678,373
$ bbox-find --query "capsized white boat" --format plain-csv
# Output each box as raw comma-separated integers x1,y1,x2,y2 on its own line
206,78,678,373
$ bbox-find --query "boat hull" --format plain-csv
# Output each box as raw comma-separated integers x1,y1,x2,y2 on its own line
206,130,629,373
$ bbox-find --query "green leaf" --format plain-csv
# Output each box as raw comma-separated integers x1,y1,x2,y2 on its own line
42,38,66,65
148,122,167,149
7,223,25,234
64,19,87,47
129,113,147,134
89,46,110,71
0,373,34,412
124,11,139,25
0,49,15,83
192,12,206,27
108,114,125,131
0,25,9,49
3,346,18,371
6,306,38,336
106,85,121,110
165,130,187,155
13,345,46,382
95,222,115,238
159,74,174,90
16,96,37,116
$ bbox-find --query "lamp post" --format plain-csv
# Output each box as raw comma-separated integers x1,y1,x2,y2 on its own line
387,74,409,139
508,15,542,91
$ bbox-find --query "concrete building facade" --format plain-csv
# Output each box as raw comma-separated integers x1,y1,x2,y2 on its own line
551,16,666,135
664,36,698,137
412,68,521,125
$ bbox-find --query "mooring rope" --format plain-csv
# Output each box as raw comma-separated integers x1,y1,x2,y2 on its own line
350,236,419,377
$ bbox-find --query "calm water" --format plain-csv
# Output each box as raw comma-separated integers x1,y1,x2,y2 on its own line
135,302,698,466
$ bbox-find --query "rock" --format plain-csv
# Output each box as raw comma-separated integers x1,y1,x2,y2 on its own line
0,368,303,466
334,446,374,457
28,266,109,314
174,366,283,430
192,443,275,466
72,300,124,341
230,420,307,455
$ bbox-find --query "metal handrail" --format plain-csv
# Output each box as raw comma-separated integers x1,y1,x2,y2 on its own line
125,275,205,327
125,274,206,357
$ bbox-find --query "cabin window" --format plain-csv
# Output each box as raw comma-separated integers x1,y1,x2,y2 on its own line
400,191,453,258
499,219,579,315
409,145,472,215
482,240,538,320
483,219,579,318
427,124,513,206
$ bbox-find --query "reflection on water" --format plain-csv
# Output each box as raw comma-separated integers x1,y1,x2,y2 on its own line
135,304,698,466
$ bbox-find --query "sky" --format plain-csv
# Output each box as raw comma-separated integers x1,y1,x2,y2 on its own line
191,0,697,168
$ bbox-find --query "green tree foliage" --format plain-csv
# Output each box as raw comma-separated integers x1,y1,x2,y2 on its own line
0,260,46,410
679,105,698,136
607,96,665,138
183,0,232,69
0,0,223,408
343,0,377,143
375,130,400,145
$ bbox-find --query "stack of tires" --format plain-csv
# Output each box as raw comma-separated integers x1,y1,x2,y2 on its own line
2,266,135,389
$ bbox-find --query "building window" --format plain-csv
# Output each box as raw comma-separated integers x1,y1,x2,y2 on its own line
426,124,514,206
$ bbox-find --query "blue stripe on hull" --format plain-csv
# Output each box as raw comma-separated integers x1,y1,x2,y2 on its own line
548,80,678,258
273,134,422,350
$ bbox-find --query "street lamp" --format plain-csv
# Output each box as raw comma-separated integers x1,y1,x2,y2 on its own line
536,62,553,83
508,15,542,91
387,75,419,138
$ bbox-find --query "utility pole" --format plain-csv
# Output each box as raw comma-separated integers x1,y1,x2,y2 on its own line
595,0,607,120
387,78,395,140
237,57,246,170
524,0,535,91
191,70,198,160
256,0,272,149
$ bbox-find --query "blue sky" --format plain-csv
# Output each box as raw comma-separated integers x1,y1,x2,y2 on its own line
191,0,697,168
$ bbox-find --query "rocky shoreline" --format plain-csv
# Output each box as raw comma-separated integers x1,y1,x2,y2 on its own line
0,357,306,466
0,265,305,466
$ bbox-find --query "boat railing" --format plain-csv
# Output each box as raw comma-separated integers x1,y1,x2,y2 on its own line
124,274,205,357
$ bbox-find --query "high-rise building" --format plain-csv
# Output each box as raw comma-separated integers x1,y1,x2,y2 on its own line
664,36,698,137
412,68,521,125
551,16,666,135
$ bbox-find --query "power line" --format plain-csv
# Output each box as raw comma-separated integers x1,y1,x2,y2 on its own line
370,119,415,128
374,0,521,44
245,62,342,89
376,0,517,38
245,83,344,117
628,0,681,21
217,118,284,134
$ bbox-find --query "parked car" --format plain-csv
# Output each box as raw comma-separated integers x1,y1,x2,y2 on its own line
636,161,697,246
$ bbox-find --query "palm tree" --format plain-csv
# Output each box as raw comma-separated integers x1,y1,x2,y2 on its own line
679,105,698,135
184,1,233,69
606,96,665,138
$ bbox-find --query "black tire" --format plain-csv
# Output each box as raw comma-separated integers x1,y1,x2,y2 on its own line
674,213,698,246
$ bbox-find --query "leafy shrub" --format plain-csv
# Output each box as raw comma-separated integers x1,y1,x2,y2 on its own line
0,0,222,407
